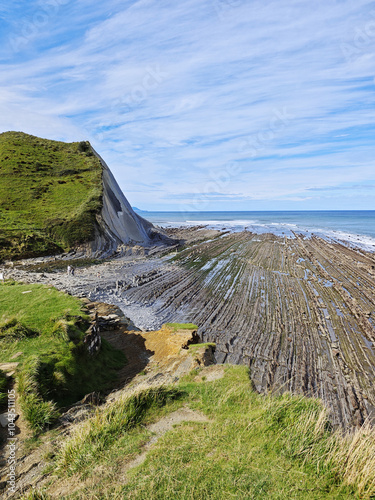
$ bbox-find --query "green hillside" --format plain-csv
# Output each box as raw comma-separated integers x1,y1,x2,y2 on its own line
0,280,126,432
24,366,375,499
0,131,103,261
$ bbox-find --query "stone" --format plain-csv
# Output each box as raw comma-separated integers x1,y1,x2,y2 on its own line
0,413,19,428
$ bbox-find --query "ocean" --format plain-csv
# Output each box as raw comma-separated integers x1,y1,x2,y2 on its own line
138,210,375,252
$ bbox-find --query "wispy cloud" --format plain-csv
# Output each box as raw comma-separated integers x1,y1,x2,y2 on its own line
0,0,374,210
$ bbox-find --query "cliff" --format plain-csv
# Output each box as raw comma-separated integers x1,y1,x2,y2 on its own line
0,132,171,261
90,148,167,257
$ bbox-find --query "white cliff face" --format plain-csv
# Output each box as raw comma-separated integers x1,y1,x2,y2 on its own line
100,155,151,244
85,148,169,257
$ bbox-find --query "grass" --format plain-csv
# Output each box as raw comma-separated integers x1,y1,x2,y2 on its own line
22,489,51,500
21,492,50,500
0,281,85,346
0,368,7,408
0,131,103,261
32,365,375,499
188,342,216,353
55,386,181,477
0,281,126,432
165,323,198,331
19,257,104,274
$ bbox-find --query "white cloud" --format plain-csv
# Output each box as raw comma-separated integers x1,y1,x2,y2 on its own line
0,0,375,209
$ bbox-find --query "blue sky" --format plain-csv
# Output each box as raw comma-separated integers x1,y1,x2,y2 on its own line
0,0,375,211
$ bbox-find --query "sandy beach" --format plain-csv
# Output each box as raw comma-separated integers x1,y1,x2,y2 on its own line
2,226,375,429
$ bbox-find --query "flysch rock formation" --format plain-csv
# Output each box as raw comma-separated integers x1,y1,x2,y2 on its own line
84,148,173,257
3,227,375,429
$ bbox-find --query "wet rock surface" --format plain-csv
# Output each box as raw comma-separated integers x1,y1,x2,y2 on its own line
2,228,375,428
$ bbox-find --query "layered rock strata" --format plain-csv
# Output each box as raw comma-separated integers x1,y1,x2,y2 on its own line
88,149,171,257
110,232,375,428
3,230,375,428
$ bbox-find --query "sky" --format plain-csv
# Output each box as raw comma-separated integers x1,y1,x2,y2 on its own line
0,0,375,211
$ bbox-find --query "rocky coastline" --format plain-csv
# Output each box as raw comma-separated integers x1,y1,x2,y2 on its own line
1,226,375,429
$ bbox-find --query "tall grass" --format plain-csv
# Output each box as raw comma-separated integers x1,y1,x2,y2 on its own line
0,315,38,341
266,391,375,497
55,386,181,476
17,357,59,432
21,367,375,498
327,421,375,497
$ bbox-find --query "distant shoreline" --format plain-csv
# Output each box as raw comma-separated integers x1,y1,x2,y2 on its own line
140,210,375,252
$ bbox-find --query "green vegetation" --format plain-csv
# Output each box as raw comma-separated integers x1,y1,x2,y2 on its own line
188,342,216,355
55,386,181,476
0,316,38,340
21,492,49,500
20,257,103,273
0,368,7,407
31,366,375,499
0,281,126,432
0,131,103,261
165,322,198,331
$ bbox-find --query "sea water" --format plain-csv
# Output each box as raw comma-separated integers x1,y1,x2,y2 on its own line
137,210,375,252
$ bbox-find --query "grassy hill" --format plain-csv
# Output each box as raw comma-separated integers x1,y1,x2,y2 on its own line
0,131,103,261
23,366,375,499
0,280,126,432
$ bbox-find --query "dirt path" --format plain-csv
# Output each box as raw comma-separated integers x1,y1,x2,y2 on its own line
14,326,217,499
121,407,210,473
42,406,210,499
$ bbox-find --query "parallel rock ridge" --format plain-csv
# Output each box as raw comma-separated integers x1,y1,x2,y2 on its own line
111,231,375,428
0,131,170,261
13,229,374,428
